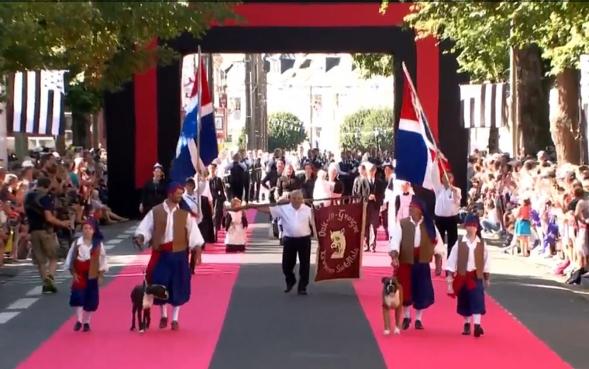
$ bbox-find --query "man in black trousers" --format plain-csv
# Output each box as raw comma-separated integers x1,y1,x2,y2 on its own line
208,163,226,239
258,190,315,295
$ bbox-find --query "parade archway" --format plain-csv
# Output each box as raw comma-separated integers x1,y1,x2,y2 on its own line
104,2,468,216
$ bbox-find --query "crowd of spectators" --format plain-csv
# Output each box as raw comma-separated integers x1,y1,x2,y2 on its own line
467,148,589,285
0,147,127,270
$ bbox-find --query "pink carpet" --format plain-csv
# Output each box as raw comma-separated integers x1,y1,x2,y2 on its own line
16,210,259,369
354,266,573,369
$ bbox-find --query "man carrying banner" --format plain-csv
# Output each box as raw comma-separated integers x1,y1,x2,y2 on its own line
257,190,315,295
389,198,441,330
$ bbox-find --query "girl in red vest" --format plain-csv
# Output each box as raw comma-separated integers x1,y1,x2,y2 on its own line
64,218,108,332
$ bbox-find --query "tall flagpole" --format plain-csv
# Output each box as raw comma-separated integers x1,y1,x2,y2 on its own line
196,46,203,175
401,62,450,182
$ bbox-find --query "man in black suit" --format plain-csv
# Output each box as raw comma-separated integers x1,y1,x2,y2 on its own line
209,163,226,237
228,153,247,201
364,162,386,252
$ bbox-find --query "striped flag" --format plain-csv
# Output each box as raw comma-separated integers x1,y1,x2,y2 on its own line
395,66,449,191
6,70,66,136
460,83,508,129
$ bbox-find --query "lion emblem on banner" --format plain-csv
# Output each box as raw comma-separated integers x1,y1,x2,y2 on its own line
330,229,346,259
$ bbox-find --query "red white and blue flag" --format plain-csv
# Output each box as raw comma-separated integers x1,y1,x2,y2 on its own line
394,68,449,191
171,57,219,182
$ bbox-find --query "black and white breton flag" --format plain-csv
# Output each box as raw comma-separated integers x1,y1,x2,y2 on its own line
460,83,508,129
6,70,66,136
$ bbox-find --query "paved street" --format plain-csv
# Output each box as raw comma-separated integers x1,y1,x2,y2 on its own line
1,212,588,369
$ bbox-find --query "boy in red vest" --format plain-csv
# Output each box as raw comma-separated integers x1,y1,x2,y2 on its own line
446,214,490,337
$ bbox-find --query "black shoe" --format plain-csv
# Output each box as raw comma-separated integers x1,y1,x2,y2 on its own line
415,320,424,330
284,283,295,293
159,317,168,329
297,290,307,296
474,324,484,337
462,323,471,335
74,321,82,331
171,321,179,331
82,323,90,332
402,318,411,330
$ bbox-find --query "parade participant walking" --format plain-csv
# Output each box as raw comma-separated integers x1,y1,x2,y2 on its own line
446,214,490,337
258,190,315,295
228,153,247,201
24,177,72,294
224,198,249,253
209,163,226,239
364,163,386,252
434,172,461,258
140,163,167,216
276,163,301,199
134,182,204,331
389,198,441,330
64,218,108,332
299,161,316,201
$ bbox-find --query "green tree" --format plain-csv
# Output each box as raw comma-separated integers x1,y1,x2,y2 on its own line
0,2,234,91
237,127,247,151
393,1,589,163
0,2,234,151
267,112,307,151
352,53,394,78
340,108,394,154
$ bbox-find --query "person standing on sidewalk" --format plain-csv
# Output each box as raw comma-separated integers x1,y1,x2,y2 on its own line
257,190,315,295
24,177,72,294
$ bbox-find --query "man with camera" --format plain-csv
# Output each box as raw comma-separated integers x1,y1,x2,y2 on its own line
24,177,72,294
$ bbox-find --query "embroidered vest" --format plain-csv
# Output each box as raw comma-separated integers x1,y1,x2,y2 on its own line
70,242,100,279
399,218,435,264
457,241,485,279
151,204,189,252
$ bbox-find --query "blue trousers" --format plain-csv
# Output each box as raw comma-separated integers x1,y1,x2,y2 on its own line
152,250,191,306
457,279,486,316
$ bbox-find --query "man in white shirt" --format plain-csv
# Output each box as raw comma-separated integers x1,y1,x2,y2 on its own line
446,214,490,338
134,182,205,331
389,198,441,330
434,172,461,266
258,190,315,295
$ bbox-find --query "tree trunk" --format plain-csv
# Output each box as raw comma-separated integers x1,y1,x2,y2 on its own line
514,46,552,156
488,126,499,153
72,111,90,148
91,113,99,149
550,68,581,164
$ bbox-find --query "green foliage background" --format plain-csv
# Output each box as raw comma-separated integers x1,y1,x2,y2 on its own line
267,112,307,151
340,108,394,153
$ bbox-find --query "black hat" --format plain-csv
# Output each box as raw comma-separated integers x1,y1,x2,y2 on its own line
185,177,195,185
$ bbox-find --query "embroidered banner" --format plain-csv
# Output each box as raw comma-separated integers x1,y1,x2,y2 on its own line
314,201,366,282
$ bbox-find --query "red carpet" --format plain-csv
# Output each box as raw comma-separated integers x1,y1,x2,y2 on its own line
15,210,258,369
354,265,573,369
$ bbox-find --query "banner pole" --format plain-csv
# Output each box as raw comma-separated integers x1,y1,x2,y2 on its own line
196,45,203,175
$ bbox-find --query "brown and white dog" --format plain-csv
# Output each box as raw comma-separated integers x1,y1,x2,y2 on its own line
382,276,403,335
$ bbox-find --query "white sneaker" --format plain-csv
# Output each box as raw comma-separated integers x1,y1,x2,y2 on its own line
393,327,401,335
384,329,391,336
